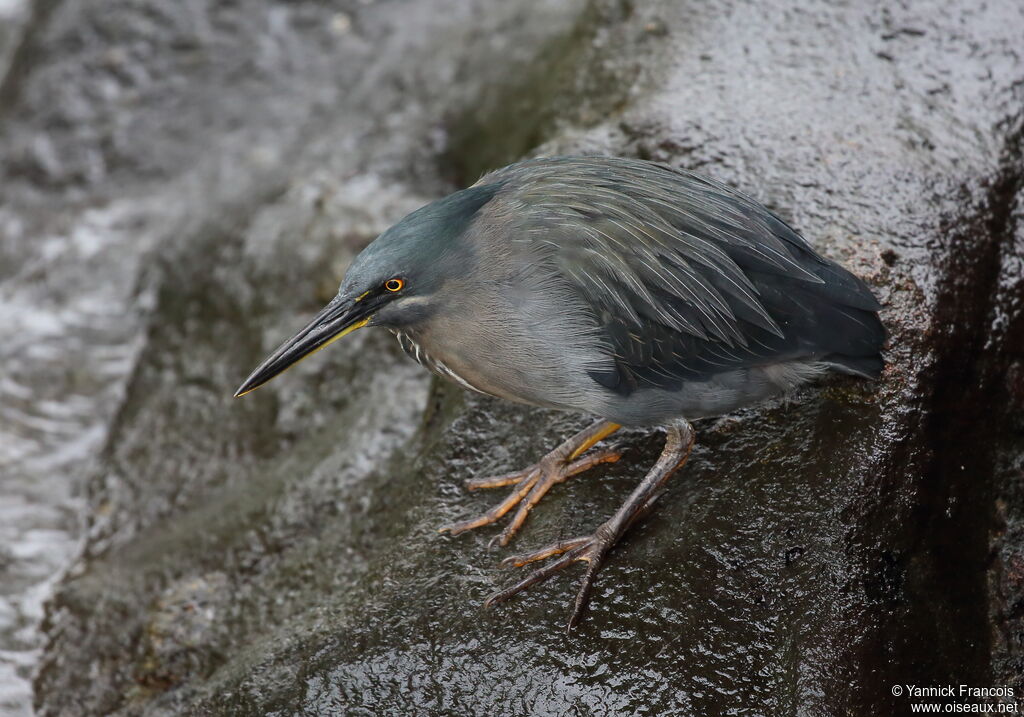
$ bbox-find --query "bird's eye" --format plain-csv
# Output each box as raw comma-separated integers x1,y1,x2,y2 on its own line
385,278,405,292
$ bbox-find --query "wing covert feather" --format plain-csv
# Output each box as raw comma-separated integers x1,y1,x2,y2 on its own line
478,156,885,394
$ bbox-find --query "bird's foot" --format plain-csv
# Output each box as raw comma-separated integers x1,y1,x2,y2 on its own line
438,420,621,547
482,423,695,629
484,523,619,630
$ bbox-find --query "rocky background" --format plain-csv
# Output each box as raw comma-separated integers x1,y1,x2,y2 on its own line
0,0,1022,714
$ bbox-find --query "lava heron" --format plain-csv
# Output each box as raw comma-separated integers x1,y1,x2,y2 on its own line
235,155,886,628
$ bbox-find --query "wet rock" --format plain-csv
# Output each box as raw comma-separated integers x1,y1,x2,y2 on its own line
0,0,1018,715
135,572,231,692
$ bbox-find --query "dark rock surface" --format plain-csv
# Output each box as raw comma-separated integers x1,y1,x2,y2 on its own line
0,0,1020,714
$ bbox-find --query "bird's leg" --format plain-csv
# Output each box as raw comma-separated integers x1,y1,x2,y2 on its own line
485,421,695,629
439,420,622,546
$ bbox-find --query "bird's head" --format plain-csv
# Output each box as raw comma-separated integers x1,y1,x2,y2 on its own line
234,183,501,397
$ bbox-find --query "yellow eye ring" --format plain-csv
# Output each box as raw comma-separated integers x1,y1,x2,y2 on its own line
385,278,404,292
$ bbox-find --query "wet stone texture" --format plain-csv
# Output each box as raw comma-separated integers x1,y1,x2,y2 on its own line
0,0,1020,715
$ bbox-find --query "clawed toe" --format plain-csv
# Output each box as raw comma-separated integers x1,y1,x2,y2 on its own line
464,467,536,491
500,536,590,568
438,468,538,536
440,421,622,544
485,531,615,629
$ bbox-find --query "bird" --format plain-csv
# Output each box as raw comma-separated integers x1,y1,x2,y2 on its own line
234,155,886,629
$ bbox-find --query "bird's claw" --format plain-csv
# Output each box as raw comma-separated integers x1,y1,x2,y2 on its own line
464,467,538,491
438,447,621,545
485,526,618,630
438,465,538,537
499,536,590,567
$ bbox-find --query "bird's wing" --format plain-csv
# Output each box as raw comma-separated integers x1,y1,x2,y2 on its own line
482,156,883,393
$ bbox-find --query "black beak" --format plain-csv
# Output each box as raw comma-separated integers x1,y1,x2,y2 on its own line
234,296,373,397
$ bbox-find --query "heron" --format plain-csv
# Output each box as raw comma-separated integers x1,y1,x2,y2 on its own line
235,155,886,628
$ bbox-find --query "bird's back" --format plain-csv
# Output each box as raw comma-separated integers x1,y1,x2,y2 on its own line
463,156,885,425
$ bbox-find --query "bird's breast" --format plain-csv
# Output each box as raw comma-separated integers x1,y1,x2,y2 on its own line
391,329,492,397
386,284,611,416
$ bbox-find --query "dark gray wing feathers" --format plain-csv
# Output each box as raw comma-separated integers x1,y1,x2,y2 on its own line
480,156,886,393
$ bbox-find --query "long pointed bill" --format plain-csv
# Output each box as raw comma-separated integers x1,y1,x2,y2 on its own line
234,297,373,397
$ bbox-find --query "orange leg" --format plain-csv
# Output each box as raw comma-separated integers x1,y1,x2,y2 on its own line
439,420,621,546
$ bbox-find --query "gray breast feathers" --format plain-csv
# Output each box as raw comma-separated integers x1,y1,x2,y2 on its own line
392,329,490,396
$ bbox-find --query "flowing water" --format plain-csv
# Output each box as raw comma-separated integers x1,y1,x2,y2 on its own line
0,197,154,714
